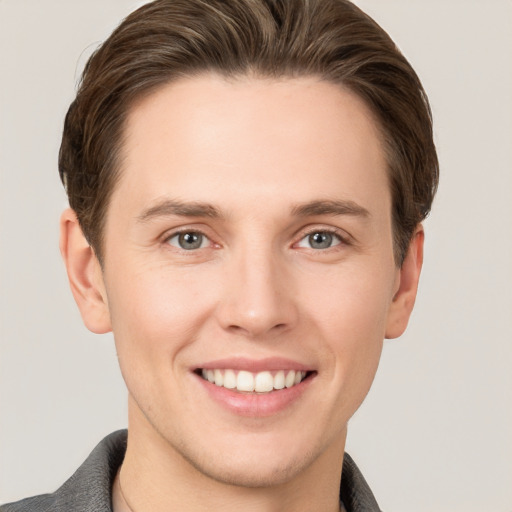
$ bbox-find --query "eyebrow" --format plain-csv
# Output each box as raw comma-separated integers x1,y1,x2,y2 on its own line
136,197,370,223
137,199,223,223
291,199,370,218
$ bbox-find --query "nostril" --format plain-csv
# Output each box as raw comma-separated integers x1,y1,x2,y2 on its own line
226,322,288,337
227,324,246,333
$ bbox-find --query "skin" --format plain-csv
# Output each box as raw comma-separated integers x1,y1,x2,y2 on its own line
60,75,423,512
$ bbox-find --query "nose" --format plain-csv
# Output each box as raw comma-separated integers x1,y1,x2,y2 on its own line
215,244,299,339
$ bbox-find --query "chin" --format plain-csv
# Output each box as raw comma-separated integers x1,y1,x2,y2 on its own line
129,384,347,488
179,442,319,488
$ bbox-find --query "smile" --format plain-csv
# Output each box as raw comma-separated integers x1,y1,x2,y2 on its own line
200,369,309,393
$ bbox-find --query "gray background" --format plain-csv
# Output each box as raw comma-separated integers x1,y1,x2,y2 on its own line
1,1,511,510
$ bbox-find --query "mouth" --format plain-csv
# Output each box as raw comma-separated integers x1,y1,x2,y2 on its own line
192,358,317,416
195,368,314,394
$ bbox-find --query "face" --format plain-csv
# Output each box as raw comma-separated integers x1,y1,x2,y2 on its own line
66,75,421,488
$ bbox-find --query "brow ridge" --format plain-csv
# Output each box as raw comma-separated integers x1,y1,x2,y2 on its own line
291,199,370,218
137,197,370,223
137,199,223,222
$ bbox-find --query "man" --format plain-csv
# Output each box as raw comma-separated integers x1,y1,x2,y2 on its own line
1,0,438,511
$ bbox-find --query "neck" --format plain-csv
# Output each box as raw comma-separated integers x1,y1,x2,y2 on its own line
119,398,346,512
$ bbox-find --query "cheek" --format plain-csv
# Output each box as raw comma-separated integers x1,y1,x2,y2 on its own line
304,259,394,337
303,263,393,394
105,264,220,372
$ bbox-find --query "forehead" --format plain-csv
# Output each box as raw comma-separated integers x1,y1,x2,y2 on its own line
113,74,389,219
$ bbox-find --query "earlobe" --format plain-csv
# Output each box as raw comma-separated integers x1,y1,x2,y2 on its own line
59,208,112,334
385,225,424,339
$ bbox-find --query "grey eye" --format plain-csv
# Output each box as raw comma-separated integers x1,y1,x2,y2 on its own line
297,231,341,250
167,232,208,250
309,232,333,249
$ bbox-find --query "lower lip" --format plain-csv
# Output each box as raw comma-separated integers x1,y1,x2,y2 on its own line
194,373,314,417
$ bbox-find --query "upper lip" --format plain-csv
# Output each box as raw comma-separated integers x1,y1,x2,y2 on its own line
195,357,314,373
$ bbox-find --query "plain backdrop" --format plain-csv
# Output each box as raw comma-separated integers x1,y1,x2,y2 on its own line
1,1,511,510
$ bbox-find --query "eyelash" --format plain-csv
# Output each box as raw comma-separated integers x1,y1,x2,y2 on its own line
295,227,349,251
162,226,350,253
164,228,213,252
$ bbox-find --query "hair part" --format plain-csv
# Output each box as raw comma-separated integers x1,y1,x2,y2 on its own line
59,0,438,265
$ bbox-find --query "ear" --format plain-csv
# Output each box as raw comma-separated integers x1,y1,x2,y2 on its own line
59,208,112,334
385,225,424,339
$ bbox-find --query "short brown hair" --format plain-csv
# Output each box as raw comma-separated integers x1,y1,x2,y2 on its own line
59,0,438,264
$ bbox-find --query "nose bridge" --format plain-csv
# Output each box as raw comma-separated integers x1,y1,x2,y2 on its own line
218,237,297,337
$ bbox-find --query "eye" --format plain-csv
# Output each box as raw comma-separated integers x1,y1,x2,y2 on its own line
166,231,210,250
296,231,342,250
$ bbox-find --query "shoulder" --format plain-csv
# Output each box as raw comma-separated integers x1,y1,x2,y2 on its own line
0,494,55,512
0,431,127,512
341,453,382,512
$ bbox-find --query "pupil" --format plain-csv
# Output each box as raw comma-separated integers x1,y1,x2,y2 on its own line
179,232,202,250
310,232,332,249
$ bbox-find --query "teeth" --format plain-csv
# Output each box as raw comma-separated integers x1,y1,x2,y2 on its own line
200,368,308,393
223,369,237,389
285,370,295,388
237,371,254,392
214,369,224,387
254,371,273,392
274,370,285,390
